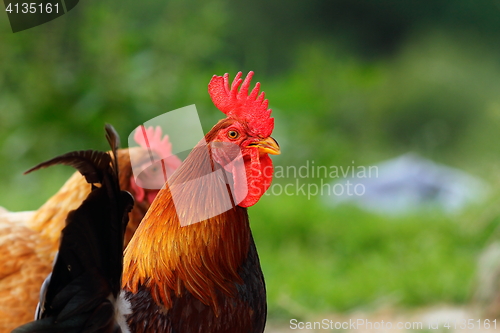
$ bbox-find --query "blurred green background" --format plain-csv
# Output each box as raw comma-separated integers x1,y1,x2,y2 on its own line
2,0,500,323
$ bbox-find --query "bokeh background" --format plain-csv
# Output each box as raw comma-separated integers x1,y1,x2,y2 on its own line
2,0,500,331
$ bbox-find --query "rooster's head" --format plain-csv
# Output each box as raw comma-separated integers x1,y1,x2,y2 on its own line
208,71,280,207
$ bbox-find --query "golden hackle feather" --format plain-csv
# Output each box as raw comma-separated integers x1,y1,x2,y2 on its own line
123,119,251,316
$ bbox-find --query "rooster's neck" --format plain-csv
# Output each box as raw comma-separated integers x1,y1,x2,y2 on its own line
123,140,253,314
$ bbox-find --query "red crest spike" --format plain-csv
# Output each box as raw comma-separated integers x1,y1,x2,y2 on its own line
208,71,274,137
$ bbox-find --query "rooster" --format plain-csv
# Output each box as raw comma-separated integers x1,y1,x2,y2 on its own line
123,71,280,332
0,126,180,333
13,124,134,333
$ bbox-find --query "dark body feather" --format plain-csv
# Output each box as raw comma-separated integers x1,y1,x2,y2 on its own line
125,226,266,333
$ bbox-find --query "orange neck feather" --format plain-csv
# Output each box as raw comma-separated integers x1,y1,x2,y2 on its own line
122,120,252,314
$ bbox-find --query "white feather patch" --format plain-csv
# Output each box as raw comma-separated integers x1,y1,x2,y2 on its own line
108,290,132,333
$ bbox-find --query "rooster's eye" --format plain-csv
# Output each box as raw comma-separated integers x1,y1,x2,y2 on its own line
227,130,239,139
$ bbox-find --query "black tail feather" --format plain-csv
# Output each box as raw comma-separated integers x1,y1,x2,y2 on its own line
24,150,111,185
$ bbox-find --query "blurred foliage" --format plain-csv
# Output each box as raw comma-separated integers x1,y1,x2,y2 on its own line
2,0,500,317
252,193,499,317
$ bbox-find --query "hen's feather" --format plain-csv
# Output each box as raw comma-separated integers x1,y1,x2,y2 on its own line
0,221,52,329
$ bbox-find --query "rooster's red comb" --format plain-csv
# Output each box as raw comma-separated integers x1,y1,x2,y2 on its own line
208,71,274,137
134,125,172,159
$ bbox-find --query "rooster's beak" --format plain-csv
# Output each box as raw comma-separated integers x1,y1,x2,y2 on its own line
248,137,281,155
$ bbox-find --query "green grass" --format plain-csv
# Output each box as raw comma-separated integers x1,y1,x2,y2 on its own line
250,193,495,319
